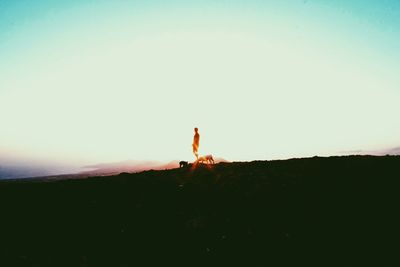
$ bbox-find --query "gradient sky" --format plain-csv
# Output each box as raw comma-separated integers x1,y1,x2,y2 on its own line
1,0,399,169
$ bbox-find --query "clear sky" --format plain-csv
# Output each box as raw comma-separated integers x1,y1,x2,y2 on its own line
1,0,399,170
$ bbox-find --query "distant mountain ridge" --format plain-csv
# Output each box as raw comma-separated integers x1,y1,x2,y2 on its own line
81,157,229,176
0,157,229,180
0,164,82,180
4,145,400,179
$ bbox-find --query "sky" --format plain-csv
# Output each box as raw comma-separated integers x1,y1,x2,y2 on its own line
1,0,400,175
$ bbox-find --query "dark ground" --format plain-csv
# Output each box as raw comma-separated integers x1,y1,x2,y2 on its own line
0,155,399,266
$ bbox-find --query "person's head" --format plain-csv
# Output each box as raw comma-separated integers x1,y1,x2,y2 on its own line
194,127,198,133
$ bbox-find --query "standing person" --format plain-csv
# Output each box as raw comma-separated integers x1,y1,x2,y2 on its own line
192,127,200,160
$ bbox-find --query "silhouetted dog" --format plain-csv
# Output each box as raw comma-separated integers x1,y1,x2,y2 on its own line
197,155,215,164
179,161,188,168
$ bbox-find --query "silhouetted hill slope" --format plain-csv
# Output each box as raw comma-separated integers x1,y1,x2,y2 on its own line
0,155,399,266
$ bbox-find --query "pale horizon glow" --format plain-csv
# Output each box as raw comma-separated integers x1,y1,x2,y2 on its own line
1,0,400,173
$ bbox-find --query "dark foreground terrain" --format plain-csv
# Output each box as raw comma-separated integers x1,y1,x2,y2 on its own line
0,156,399,266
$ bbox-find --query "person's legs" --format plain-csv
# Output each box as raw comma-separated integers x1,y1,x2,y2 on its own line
192,144,198,159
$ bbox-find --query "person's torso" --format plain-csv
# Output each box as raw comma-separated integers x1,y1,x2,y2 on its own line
194,133,200,144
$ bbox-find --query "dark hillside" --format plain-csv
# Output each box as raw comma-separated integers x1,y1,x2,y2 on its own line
0,156,399,266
